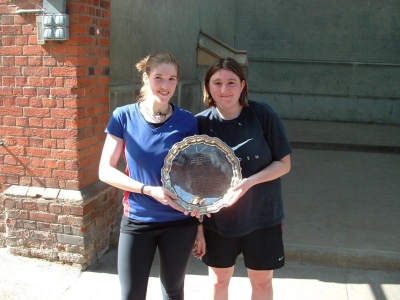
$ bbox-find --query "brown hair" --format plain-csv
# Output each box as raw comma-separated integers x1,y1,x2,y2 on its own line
135,52,180,102
203,57,248,108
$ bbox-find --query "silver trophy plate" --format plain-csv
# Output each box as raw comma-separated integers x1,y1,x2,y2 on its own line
161,135,242,214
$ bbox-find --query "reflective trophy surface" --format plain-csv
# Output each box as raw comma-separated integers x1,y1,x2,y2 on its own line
161,135,242,214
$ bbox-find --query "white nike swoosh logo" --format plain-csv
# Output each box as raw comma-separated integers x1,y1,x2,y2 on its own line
231,139,253,151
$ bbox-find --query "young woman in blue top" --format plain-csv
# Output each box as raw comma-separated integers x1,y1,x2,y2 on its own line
99,52,205,300
196,57,292,300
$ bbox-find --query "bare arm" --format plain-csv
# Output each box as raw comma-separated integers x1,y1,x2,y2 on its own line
192,224,206,259
98,134,186,213
228,154,291,205
99,134,143,193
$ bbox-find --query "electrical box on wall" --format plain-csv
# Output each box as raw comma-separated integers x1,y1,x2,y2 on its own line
43,13,69,40
37,14,69,43
43,0,67,14
36,0,69,44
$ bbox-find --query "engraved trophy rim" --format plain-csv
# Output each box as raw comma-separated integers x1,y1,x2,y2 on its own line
161,134,242,214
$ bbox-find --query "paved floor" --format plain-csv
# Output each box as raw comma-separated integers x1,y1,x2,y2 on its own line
281,120,400,271
1,247,400,300
283,148,400,270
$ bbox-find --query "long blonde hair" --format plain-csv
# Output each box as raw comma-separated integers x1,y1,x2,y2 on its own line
135,52,180,102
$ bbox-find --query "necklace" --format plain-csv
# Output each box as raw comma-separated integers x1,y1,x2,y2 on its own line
142,103,171,123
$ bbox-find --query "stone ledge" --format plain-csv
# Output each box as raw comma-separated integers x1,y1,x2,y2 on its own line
1,181,120,270
4,186,30,197
285,243,400,272
4,182,111,204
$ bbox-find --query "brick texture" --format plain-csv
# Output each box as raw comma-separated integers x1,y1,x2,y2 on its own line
2,183,120,270
0,0,115,269
0,0,110,192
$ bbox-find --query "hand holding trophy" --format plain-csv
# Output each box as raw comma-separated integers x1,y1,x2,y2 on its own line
161,135,242,216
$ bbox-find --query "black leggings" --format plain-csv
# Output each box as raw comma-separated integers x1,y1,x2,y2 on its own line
118,224,198,300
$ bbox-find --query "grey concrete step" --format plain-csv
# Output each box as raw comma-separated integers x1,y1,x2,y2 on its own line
283,119,400,153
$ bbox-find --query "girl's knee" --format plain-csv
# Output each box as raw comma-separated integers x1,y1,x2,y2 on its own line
209,267,234,287
248,269,273,290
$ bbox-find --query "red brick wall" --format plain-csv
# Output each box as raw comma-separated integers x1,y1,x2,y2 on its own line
0,0,110,191
2,183,119,269
0,194,5,247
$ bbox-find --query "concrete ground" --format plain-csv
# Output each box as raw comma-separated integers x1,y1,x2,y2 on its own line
282,119,400,271
1,247,400,300
0,119,399,299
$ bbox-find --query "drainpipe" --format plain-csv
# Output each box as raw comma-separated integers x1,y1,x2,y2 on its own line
16,9,44,14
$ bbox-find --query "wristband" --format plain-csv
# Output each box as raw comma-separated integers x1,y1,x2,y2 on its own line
140,184,147,195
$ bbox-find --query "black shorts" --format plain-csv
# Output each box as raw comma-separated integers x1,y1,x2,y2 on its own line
202,223,285,270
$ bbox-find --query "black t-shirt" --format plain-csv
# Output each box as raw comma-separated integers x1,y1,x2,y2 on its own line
196,100,292,237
